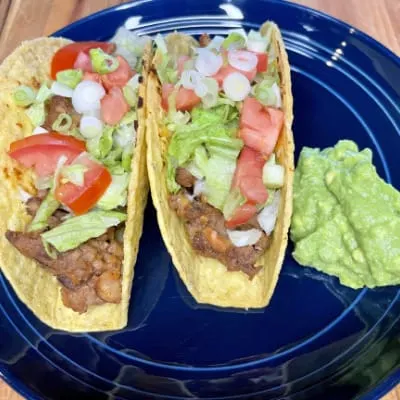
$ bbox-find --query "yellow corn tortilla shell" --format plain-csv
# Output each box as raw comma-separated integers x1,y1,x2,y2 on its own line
0,38,149,331
146,23,294,308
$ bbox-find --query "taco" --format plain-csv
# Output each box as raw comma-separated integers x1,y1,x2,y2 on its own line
0,28,151,331
147,22,294,308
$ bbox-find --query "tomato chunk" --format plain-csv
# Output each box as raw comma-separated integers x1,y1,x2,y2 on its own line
101,87,130,125
9,145,82,177
55,154,112,215
101,56,134,91
212,65,257,86
9,133,86,153
225,202,258,229
73,51,93,73
51,41,115,79
240,97,284,156
161,83,201,112
232,146,268,204
253,52,268,73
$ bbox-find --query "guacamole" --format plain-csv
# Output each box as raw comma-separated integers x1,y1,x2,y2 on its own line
291,140,400,289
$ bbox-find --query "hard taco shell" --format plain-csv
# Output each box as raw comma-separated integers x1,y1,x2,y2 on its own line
146,23,294,308
0,38,150,331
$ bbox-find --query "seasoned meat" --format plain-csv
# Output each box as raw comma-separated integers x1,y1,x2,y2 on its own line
175,167,195,188
42,95,81,131
6,194,125,313
95,270,122,303
169,193,269,278
26,197,42,216
61,278,104,313
199,33,211,47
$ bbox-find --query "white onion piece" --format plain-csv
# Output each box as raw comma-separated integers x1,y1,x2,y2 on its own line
32,126,48,135
272,83,282,108
194,82,208,97
72,81,105,114
80,115,103,139
195,49,223,76
223,72,251,101
51,82,74,98
247,40,268,53
227,229,262,247
257,190,281,235
193,179,206,197
207,35,225,51
18,187,32,202
180,70,202,90
228,50,258,72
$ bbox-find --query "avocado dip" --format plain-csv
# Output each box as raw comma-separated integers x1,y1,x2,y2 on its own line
291,140,400,289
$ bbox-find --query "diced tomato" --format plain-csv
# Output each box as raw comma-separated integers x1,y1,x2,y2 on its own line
253,52,268,73
177,55,190,76
9,132,86,153
51,41,115,79
101,56,134,91
73,51,93,73
240,97,284,156
161,83,201,112
225,202,258,229
83,71,102,84
232,146,268,204
55,154,112,215
101,87,129,125
212,65,257,87
9,145,82,177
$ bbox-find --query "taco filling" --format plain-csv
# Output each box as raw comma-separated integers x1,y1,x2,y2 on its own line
5,29,150,313
154,22,285,278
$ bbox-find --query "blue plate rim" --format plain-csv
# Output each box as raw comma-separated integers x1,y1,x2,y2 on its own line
0,0,399,398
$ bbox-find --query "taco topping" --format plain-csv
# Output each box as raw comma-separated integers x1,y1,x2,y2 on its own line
6,28,151,312
155,22,285,277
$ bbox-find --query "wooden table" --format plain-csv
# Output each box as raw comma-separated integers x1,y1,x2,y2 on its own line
0,0,399,398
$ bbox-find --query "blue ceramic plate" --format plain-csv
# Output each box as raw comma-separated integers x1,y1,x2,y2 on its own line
1,0,399,399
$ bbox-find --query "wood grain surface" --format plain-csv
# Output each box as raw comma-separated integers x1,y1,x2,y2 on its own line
0,0,399,399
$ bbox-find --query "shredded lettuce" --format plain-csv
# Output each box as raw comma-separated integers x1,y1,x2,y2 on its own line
87,125,114,159
97,173,129,210
26,102,45,127
166,106,243,206
222,31,246,50
28,191,60,232
13,85,35,107
36,83,53,103
252,79,281,107
223,188,246,220
41,210,126,253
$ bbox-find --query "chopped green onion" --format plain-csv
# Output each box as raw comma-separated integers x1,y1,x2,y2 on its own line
52,113,72,132
56,69,83,89
222,32,246,50
89,49,119,75
26,102,45,127
123,85,137,107
13,85,36,107
36,84,52,103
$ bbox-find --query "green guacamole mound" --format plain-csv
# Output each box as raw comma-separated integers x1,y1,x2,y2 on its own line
291,140,400,289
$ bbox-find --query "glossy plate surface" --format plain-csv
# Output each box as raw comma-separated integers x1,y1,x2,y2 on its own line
1,0,399,399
